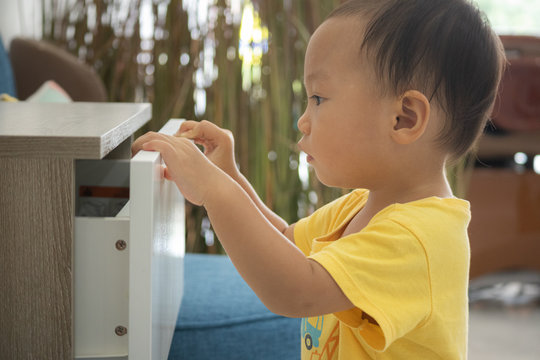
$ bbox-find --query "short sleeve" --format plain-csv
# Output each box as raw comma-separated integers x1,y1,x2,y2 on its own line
294,203,335,256
309,218,432,352
295,190,368,256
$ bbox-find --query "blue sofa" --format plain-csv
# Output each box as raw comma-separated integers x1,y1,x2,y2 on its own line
169,254,301,359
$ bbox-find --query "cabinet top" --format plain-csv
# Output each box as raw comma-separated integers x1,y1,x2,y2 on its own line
0,102,151,159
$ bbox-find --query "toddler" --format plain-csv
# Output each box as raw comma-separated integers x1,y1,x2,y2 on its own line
133,0,505,358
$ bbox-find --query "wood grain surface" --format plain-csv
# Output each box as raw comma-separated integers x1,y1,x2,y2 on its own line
0,102,151,159
0,157,74,359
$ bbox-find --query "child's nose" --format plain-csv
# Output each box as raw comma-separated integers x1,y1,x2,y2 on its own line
297,112,311,135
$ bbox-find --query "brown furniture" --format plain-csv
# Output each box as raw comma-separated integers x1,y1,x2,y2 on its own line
468,168,540,278
468,35,540,278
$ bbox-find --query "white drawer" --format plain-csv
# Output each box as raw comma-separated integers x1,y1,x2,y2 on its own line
74,120,185,360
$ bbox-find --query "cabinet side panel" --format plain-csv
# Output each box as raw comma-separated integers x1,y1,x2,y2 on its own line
0,157,74,359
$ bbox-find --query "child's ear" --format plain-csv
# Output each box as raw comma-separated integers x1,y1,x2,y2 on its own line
391,90,431,145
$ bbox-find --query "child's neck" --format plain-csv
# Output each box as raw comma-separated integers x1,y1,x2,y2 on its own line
373,162,452,205
343,164,453,237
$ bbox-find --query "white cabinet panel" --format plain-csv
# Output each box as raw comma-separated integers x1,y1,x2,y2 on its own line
74,216,130,358
129,121,185,360
74,120,185,360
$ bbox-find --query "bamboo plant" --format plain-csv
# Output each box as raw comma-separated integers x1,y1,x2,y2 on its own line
41,0,470,253
40,0,346,253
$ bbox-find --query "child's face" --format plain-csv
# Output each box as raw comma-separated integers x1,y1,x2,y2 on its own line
297,17,397,189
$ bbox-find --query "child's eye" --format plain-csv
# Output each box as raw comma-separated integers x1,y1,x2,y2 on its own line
310,95,323,106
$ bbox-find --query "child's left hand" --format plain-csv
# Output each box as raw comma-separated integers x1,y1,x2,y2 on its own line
131,131,222,206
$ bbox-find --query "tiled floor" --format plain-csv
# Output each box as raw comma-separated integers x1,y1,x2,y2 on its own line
468,271,540,360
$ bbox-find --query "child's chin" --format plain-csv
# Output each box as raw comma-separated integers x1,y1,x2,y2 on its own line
316,172,362,190
314,172,343,189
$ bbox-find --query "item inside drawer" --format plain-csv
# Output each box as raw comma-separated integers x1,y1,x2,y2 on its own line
75,159,130,217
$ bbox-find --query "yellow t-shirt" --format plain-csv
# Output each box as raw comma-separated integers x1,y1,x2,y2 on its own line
294,189,471,359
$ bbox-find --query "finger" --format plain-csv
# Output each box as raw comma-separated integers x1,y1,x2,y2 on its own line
145,135,201,156
176,120,199,137
178,131,197,140
137,132,172,146
176,123,214,152
132,131,162,156
199,121,234,146
178,120,220,141
141,139,176,159
161,165,173,180
198,120,222,140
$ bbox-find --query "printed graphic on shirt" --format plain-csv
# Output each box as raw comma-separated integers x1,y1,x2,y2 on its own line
301,316,339,360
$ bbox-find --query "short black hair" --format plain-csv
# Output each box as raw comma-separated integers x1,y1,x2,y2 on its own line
328,0,506,160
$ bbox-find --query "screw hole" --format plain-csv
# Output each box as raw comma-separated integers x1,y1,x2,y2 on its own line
115,326,127,336
115,240,127,251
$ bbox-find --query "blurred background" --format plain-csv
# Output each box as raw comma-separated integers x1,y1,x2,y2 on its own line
1,0,540,358
0,0,538,255
4,0,350,254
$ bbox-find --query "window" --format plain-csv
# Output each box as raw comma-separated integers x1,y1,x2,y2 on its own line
476,0,540,35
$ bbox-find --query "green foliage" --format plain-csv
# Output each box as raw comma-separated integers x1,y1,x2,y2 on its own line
41,0,478,252
41,0,346,253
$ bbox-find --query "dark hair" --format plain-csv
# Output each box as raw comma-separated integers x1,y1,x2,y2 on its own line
328,0,506,160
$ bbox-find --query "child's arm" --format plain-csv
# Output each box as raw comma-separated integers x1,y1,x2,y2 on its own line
175,120,295,242
230,170,297,243
132,132,354,318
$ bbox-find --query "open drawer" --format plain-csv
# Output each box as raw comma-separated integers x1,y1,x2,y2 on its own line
74,119,185,360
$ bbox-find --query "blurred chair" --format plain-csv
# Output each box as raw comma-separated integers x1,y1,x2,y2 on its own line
469,35,540,278
8,37,107,101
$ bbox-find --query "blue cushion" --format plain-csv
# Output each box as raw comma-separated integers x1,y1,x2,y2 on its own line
168,254,301,359
0,35,16,97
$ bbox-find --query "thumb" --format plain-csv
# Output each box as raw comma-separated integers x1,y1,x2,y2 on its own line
178,130,196,140
175,120,199,139
162,165,173,180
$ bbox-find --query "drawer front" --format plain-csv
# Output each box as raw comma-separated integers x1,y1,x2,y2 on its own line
129,119,185,360
74,120,185,360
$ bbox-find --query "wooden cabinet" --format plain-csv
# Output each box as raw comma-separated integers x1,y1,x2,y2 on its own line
0,103,185,359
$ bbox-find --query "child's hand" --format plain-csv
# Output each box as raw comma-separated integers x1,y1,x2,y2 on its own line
175,120,239,179
131,132,221,206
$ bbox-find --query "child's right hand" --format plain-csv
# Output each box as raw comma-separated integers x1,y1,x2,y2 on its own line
176,120,239,179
